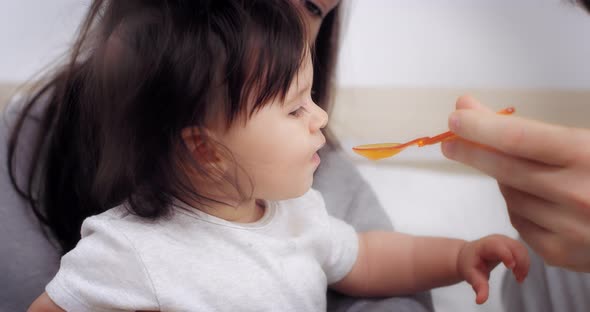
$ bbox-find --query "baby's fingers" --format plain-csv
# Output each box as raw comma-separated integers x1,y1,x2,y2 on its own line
481,237,516,270
464,268,490,304
505,237,530,283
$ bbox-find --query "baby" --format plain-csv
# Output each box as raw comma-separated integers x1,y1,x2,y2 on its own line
27,1,529,311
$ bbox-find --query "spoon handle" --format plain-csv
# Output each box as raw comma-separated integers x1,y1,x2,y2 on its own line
414,107,516,147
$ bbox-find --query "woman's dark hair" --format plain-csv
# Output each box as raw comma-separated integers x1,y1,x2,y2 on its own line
311,3,342,146
8,0,308,253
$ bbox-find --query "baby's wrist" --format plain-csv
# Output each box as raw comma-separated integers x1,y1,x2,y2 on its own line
455,240,471,278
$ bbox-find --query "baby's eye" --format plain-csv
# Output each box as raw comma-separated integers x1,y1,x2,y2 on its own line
301,0,323,18
289,106,306,118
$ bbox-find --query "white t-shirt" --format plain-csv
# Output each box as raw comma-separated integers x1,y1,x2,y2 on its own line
46,189,359,311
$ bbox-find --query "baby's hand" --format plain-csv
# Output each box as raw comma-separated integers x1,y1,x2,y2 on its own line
457,234,529,304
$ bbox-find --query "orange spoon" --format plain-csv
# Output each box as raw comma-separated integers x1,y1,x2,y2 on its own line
352,107,515,160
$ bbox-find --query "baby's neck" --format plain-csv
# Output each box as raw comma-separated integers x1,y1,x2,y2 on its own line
186,197,266,223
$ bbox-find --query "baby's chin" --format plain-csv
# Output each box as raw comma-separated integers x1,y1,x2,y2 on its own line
287,179,314,199
261,182,313,202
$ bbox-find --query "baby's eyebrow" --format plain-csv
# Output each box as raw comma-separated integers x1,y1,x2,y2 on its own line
287,81,312,103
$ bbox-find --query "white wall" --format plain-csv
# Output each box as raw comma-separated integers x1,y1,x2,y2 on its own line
1,0,590,89
338,0,590,89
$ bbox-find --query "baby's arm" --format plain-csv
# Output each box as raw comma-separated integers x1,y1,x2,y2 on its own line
28,293,159,312
331,232,529,304
28,292,65,312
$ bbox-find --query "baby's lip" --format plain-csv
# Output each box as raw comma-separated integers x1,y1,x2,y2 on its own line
315,140,326,154
318,140,326,151
311,139,326,160
317,134,326,150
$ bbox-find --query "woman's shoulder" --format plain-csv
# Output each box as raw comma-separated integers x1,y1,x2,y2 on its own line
313,144,393,232
3,89,52,120
315,144,367,186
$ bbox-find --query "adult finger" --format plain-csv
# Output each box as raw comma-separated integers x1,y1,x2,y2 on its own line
448,108,580,166
455,95,494,112
500,185,568,233
508,213,566,268
442,139,564,202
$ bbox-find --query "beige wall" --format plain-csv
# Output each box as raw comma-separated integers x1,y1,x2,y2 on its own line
332,88,590,142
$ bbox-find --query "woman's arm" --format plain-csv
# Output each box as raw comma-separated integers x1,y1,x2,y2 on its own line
442,95,590,272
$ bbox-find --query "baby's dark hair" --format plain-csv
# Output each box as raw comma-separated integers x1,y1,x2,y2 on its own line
8,0,308,253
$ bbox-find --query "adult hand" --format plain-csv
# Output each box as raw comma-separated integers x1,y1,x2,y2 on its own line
441,95,590,272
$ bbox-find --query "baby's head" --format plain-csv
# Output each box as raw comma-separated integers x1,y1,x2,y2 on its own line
81,0,326,214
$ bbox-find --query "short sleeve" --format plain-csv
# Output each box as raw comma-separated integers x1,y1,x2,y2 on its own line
46,216,159,311
322,215,359,284
306,189,359,285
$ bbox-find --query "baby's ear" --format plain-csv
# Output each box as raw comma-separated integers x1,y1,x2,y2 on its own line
181,127,221,164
